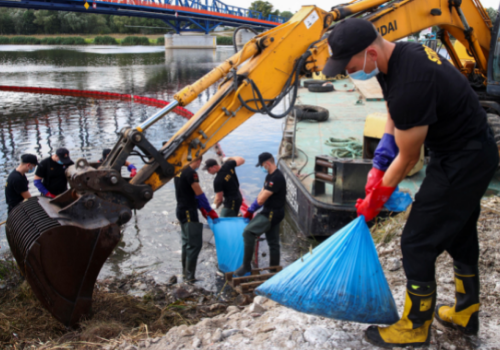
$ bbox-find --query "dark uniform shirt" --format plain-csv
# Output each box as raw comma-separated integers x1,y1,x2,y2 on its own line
213,160,242,210
261,169,286,224
5,170,28,213
174,166,199,210
376,42,488,152
35,157,73,195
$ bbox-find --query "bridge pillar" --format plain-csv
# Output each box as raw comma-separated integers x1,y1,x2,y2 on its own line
235,29,257,50
164,34,217,49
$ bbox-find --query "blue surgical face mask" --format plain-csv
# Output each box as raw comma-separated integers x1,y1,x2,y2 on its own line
57,160,64,165
28,166,35,174
349,50,379,81
261,166,268,174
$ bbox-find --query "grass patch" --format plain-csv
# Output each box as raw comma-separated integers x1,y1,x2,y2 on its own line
121,36,150,46
370,210,410,245
156,36,165,46
216,36,233,46
9,36,41,45
94,35,119,45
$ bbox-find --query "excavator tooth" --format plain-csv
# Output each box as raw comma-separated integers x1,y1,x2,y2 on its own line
6,197,121,327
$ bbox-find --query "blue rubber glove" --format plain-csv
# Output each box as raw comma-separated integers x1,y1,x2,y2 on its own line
247,198,262,213
127,164,137,172
373,133,399,171
34,179,49,196
195,193,212,213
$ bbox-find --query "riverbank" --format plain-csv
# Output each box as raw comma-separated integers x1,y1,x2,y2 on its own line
0,34,234,46
1,196,499,349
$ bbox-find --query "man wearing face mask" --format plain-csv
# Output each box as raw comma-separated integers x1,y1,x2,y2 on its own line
34,147,74,198
233,152,286,277
323,18,498,348
5,154,38,214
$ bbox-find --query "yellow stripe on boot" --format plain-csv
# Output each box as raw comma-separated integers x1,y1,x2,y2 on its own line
438,303,480,328
365,281,436,348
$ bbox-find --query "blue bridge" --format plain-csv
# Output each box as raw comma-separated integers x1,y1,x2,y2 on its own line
0,0,288,34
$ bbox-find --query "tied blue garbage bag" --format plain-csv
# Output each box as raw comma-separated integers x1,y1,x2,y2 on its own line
207,217,248,273
385,186,412,212
255,216,399,325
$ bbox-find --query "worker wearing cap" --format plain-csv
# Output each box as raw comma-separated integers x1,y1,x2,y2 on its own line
34,148,74,198
174,157,219,282
100,148,137,177
323,18,498,347
5,154,38,214
233,152,286,277
203,156,245,217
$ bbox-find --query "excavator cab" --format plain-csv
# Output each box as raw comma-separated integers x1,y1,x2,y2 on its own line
487,7,500,97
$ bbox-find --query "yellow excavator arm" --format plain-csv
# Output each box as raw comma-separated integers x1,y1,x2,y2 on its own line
130,0,494,195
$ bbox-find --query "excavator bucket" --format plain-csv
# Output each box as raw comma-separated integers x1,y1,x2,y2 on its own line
6,196,121,328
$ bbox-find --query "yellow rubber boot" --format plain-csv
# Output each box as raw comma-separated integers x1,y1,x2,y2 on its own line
365,280,436,348
435,262,480,335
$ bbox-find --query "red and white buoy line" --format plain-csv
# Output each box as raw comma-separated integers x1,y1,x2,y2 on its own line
0,85,194,119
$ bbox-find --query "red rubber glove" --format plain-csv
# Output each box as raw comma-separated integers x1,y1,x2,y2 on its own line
365,168,385,196
356,179,396,222
207,210,219,220
200,208,208,219
130,168,137,178
243,211,254,220
46,192,56,199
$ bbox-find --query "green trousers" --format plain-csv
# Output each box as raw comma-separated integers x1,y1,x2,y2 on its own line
220,207,239,217
243,213,281,267
180,221,203,281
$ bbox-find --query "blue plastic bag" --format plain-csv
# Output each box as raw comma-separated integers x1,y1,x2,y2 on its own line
385,186,412,212
255,216,399,324
207,217,248,273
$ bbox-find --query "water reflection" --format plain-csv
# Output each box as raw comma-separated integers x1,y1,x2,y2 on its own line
0,46,284,289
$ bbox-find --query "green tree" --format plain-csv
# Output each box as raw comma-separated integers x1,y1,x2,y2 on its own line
280,11,293,20
487,7,498,22
34,10,60,34
249,1,277,18
0,9,16,34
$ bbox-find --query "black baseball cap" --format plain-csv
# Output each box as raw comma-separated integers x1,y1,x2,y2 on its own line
21,153,38,165
56,147,72,165
256,152,273,167
102,148,111,160
202,159,218,171
323,18,378,77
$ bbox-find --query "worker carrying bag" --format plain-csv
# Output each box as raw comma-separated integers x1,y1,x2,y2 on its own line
255,216,399,325
207,217,248,273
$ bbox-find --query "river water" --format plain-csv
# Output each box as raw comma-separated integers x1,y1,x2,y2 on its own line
0,45,293,291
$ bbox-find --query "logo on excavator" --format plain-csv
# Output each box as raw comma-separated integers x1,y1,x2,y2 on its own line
377,21,398,36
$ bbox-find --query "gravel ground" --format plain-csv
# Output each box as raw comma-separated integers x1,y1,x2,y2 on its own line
106,197,500,350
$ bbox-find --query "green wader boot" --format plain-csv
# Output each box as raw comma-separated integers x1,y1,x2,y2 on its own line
182,222,203,282
435,262,480,335
365,280,436,348
180,224,188,279
233,214,271,277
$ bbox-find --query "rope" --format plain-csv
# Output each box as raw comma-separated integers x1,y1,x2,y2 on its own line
324,137,363,159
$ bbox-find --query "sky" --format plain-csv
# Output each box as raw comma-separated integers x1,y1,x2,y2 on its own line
235,0,500,14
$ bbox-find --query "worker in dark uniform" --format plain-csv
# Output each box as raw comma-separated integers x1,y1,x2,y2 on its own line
99,149,137,177
174,157,219,282
34,147,74,198
203,156,245,217
234,152,286,277
5,154,38,214
323,18,498,347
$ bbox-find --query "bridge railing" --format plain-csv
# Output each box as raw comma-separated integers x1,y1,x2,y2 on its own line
152,0,287,23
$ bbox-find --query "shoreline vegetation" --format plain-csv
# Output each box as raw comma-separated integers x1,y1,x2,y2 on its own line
0,35,235,46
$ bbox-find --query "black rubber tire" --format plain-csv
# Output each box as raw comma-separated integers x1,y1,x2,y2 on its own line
303,79,329,88
308,84,335,93
294,105,329,122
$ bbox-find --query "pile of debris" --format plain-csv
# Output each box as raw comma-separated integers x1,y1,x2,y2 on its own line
0,265,244,349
